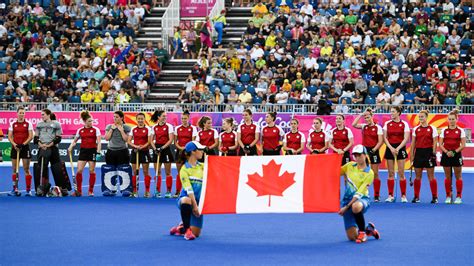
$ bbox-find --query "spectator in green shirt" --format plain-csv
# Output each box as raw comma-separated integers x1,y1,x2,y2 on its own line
345,10,358,25
432,31,446,47
255,56,266,70
415,19,427,36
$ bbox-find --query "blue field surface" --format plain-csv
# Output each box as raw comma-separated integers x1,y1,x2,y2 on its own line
0,166,473,265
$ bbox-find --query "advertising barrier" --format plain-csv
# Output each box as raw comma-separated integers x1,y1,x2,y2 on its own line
180,0,215,17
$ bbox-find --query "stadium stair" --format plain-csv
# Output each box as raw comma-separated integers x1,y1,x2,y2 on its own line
135,7,166,47
221,7,252,47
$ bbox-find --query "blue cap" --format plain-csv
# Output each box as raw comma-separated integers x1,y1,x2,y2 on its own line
185,141,206,153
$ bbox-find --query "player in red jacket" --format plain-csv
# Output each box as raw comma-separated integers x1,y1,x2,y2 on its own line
68,111,101,197
261,112,285,155
329,114,354,165
237,109,260,156
197,116,219,159
283,118,305,155
439,109,466,204
306,117,329,154
410,110,439,203
383,106,410,203
128,113,152,198
174,110,198,198
352,108,384,202
219,117,238,156
150,110,175,198
7,106,34,196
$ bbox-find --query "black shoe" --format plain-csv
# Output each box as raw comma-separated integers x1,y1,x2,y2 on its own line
412,197,420,203
431,197,438,204
374,196,380,202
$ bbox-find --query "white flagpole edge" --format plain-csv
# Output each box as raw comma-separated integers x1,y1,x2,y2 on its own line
198,154,209,214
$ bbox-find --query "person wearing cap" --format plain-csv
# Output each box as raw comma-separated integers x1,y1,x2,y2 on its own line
339,144,381,243
169,140,205,241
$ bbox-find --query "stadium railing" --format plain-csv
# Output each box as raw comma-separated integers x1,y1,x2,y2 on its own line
1,103,473,114
162,0,180,53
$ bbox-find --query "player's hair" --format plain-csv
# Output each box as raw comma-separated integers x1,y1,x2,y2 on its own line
80,110,91,121
391,106,402,115
336,114,345,120
224,117,235,130
42,108,52,116
136,112,145,119
50,113,57,120
114,110,125,122
17,106,25,112
243,109,253,116
267,111,277,121
290,118,299,125
182,110,190,117
314,117,323,124
419,109,429,117
449,108,459,119
198,116,211,129
150,110,165,123
365,108,373,116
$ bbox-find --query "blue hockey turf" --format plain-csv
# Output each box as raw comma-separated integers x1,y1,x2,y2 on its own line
0,166,473,265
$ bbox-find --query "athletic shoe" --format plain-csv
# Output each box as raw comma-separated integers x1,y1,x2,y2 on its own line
88,192,94,197
132,192,139,198
355,231,367,243
431,197,438,204
401,195,408,203
373,196,380,203
7,189,20,197
165,192,172,198
173,192,180,198
71,191,82,197
144,192,151,198
411,197,420,203
445,197,452,204
154,192,162,198
454,197,462,204
25,191,32,197
366,222,380,240
385,195,395,203
170,223,184,236
184,228,196,241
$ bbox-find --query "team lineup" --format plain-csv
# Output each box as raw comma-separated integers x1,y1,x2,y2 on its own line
3,106,466,241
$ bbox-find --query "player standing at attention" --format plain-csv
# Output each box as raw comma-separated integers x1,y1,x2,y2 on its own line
261,112,285,155
283,118,305,155
150,110,175,198
196,116,219,159
174,110,198,198
383,106,410,203
68,111,101,197
329,114,354,165
169,141,206,241
237,109,260,156
219,118,238,156
307,118,329,154
339,145,381,244
352,108,384,202
410,110,439,203
105,111,131,166
7,106,34,196
128,113,152,198
440,109,466,204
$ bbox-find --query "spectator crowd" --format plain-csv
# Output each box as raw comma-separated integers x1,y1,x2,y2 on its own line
179,0,473,114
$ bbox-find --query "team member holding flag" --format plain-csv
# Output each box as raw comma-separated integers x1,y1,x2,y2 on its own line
410,110,439,204
352,108,384,202
150,110,175,198
237,109,260,156
383,106,410,203
283,118,305,155
307,117,329,154
339,144,380,244
169,141,206,241
128,113,152,198
440,109,466,204
261,112,285,155
219,117,238,156
196,116,219,158
174,110,198,198
329,114,354,165
68,111,101,197
8,106,34,196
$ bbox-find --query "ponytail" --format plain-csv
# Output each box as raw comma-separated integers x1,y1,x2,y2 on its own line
198,116,211,129
80,110,91,121
449,108,459,119
150,110,165,123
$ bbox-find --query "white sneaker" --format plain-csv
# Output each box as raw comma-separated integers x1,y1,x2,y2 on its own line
385,195,395,203
401,196,408,203
454,197,462,204
445,197,452,204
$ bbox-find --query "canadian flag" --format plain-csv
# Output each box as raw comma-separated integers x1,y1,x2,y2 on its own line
199,154,342,214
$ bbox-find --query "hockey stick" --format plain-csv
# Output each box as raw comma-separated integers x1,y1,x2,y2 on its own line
69,151,77,194
393,152,398,203
409,164,414,187
14,151,20,195
135,149,140,197
154,151,160,197
39,156,45,196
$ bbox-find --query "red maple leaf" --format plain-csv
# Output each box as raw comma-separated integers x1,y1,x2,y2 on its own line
246,159,296,207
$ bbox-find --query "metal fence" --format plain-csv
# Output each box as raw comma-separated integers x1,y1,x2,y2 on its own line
161,0,180,53
1,103,473,115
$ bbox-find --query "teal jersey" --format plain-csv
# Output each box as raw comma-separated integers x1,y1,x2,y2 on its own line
179,161,204,202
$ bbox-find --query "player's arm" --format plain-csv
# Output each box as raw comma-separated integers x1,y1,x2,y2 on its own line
344,137,354,153
127,131,137,149
410,132,416,164
250,128,259,148
105,125,114,141
432,127,438,154
383,126,394,152
296,134,305,154
25,127,34,145
117,124,129,142
68,130,80,152
174,133,183,150
230,133,238,150
373,128,384,152
397,124,410,151
209,130,219,149
340,172,374,215
351,113,363,129
7,127,18,149
456,132,466,154
180,169,199,217
149,133,156,150
163,131,174,149
237,131,245,149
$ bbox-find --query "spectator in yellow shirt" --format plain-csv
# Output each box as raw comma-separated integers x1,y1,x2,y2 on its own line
90,35,103,50
265,31,277,48
115,32,129,47
118,64,130,80
238,88,253,104
282,79,292,92
229,54,242,72
252,1,268,16
80,89,93,103
344,43,355,58
367,44,381,56
95,43,107,58
93,90,105,103
320,42,333,58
